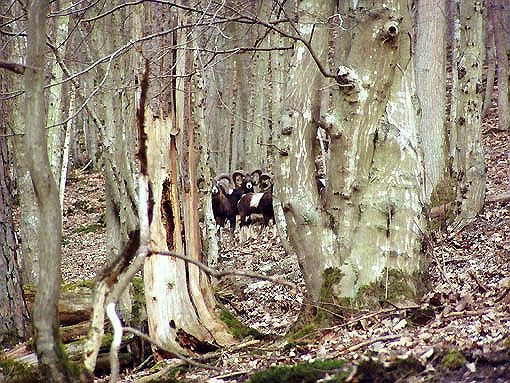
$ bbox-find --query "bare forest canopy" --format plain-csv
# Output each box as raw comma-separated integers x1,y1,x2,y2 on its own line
0,1,509,382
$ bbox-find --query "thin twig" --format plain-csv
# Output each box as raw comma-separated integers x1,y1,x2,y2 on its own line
337,334,401,355
495,286,510,303
214,370,250,379
467,270,488,293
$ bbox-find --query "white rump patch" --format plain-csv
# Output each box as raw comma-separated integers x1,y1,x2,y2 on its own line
250,193,264,208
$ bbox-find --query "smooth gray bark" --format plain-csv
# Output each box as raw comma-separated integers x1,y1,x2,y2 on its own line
415,0,447,201
25,1,76,381
490,0,510,130
452,0,486,230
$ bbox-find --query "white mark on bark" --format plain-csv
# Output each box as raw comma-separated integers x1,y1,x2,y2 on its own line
299,23,314,36
386,76,418,151
321,231,338,268
359,88,369,103
296,45,306,64
325,113,336,125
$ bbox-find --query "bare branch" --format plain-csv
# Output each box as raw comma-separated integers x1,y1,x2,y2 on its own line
0,60,25,74
149,248,297,291
218,2,336,79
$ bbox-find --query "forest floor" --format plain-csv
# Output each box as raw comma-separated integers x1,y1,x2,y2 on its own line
60,105,510,382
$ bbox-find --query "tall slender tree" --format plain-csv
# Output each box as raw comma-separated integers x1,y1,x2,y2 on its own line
0,66,29,349
24,1,79,380
415,0,447,202
489,0,509,130
452,0,486,229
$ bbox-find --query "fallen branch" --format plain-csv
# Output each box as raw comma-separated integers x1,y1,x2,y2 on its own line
486,192,510,203
214,370,250,379
337,334,401,355
133,340,260,383
442,309,490,319
467,270,488,293
495,286,510,303
150,249,297,291
327,304,421,330
0,60,26,74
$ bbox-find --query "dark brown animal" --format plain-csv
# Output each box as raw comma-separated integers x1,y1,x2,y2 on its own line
237,191,274,227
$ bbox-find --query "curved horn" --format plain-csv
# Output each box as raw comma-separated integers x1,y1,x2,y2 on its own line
250,168,262,177
214,173,232,183
260,172,273,181
260,172,274,191
250,168,262,185
232,169,246,188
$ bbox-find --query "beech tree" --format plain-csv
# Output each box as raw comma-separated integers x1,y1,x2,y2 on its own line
415,0,447,201
275,0,426,311
23,1,79,381
488,0,509,130
452,0,486,229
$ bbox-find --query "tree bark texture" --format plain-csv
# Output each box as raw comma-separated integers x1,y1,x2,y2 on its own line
3,2,40,284
447,0,460,175
90,1,140,322
277,1,426,309
482,14,496,118
274,0,336,300
24,1,77,381
489,0,510,130
415,0,447,201
142,4,235,353
0,61,29,346
452,0,486,230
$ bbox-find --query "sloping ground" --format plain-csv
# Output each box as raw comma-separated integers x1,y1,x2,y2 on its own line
181,127,510,381
61,171,107,282
61,108,509,382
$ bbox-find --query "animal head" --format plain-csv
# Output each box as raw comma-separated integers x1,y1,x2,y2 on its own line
260,172,274,191
250,169,262,189
212,174,232,195
232,170,245,189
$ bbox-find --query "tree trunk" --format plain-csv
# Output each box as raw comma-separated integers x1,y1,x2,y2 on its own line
24,1,77,381
489,0,510,130
4,3,40,284
482,14,496,118
277,1,426,312
274,0,335,300
447,0,460,175
231,50,251,171
452,0,486,230
194,38,220,267
47,0,72,182
0,37,29,345
415,0,447,201
142,4,235,353
93,2,139,322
